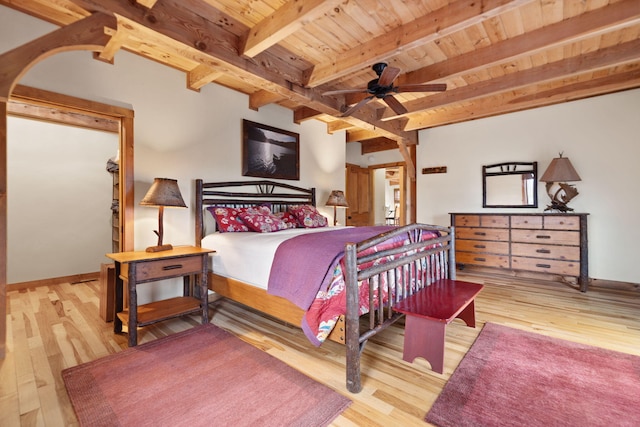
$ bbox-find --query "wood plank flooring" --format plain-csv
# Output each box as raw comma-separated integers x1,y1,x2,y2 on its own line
1,273,638,426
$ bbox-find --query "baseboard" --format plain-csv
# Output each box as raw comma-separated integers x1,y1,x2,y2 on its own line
456,266,638,292
7,272,100,291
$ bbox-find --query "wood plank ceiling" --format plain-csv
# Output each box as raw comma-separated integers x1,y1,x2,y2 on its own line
3,0,640,155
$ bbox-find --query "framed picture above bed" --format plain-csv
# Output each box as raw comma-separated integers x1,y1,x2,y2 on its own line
242,119,300,181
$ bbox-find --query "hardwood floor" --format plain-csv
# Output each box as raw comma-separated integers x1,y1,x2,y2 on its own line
1,273,638,426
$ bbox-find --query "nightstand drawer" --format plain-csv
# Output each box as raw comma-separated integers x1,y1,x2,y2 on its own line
457,239,509,255
127,256,203,282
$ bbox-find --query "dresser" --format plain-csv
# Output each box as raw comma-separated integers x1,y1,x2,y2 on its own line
450,213,588,291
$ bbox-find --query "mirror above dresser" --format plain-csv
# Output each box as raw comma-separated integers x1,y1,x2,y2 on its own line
482,162,538,208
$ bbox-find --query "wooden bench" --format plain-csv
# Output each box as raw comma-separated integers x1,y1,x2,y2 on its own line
393,279,484,374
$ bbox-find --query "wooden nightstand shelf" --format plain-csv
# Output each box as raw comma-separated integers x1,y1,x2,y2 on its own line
106,246,215,346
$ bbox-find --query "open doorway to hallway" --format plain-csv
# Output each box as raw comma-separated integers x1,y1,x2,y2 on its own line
371,164,405,226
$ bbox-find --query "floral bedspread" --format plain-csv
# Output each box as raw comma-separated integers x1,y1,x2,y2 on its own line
299,228,441,346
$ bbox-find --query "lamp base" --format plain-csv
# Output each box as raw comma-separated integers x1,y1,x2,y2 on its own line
145,244,173,253
544,200,575,213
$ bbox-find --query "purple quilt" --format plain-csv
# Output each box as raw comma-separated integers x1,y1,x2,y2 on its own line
267,226,394,310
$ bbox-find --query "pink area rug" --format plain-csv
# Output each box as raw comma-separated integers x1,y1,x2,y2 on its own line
63,324,350,426
426,322,640,427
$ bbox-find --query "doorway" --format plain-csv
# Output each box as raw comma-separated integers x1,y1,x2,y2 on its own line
371,163,405,226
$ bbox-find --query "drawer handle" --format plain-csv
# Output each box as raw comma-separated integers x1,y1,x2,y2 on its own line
474,257,486,262
162,264,184,271
474,232,486,236
474,244,486,249
536,235,551,239
536,249,551,254
536,263,551,269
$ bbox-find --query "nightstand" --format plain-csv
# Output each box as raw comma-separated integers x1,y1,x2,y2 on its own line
106,246,215,347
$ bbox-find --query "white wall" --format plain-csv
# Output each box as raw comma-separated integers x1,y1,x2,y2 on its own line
7,117,117,283
2,6,346,301
416,89,640,284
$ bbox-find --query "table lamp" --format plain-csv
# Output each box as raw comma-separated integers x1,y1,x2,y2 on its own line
539,153,581,212
325,190,349,226
140,178,187,252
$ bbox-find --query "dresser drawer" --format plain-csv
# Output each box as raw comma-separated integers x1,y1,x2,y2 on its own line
481,215,509,227
512,256,580,276
454,215,480,227
544,216,581,230
457,252,509,268
512,243,580,261
511,229,579,246
125,256,203,282
511,215,543,229
456,227,510,241
457,239,509,255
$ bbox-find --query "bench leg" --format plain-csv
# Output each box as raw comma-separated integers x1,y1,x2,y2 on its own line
402,315,446,374
456,299,476,327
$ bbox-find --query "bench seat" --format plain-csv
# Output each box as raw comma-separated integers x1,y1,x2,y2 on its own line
393,279,484,374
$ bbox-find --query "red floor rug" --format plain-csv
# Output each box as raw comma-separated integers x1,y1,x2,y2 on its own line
426,322,640,427
63,324,350,426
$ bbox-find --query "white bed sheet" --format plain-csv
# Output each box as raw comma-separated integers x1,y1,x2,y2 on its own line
202,227,348,290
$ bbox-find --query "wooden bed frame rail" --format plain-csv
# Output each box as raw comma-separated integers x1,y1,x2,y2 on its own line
195,179,456,393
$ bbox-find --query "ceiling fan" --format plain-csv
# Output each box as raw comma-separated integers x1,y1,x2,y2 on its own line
322,62,447,117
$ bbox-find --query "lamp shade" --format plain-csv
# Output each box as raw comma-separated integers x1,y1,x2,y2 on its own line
140,178,187,208
325,190,349,207
540,154,581,183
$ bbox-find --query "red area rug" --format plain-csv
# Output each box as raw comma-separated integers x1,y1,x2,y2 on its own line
426,322,640,427
63,324,350,426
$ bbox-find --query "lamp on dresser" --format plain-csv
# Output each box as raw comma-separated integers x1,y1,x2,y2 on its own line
140,178,187,252
325,190,349,226
540,153,581,212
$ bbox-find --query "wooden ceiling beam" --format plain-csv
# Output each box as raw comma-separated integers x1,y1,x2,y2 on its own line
396,0,640,87
249,90,286,111
346,129,384,143
359,137,399,154
62,0,414,140
405,68,640,130
243,0,343,57
400,40,640,129
136,0,157,8
306,0,529,87
187,64,223,92
327,120,355,134
384,37,640,123
293,106,322,124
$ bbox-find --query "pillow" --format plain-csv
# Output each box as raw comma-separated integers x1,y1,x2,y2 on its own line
207,205,271,232
288,205,328,228
238,210,294,233
274,211,300,228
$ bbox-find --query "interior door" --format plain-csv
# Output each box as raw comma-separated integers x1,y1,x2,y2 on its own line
345,163,370,226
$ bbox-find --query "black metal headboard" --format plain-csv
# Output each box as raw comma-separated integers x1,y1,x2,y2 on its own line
195,179,316,244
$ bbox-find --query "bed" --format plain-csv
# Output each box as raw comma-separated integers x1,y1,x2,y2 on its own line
195,179,456,393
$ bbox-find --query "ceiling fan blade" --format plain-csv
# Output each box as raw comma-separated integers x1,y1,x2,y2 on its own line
377,66,401,87
382,95,408,115
341,96,373,117
322,88,368,96
394,83,447,93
